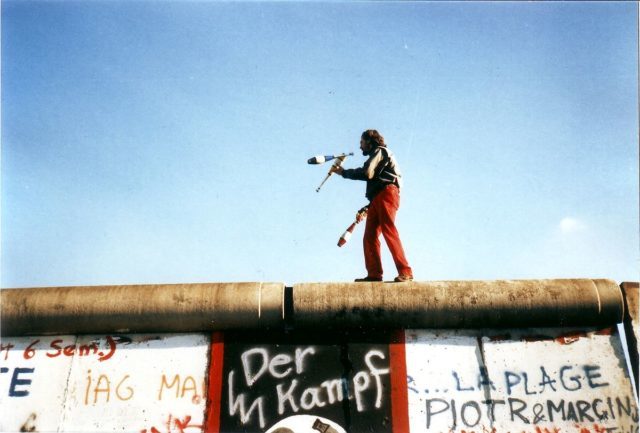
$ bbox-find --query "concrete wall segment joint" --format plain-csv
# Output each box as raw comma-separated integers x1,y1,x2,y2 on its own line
258,282,262,319
592,280,603,315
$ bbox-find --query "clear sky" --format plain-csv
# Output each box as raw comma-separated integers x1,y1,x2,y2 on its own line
2,1,638,288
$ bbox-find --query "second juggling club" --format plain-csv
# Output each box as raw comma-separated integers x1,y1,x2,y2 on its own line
338,207,368,247
308,153,354,192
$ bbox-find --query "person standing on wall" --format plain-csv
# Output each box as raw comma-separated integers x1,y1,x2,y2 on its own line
331,129,414,282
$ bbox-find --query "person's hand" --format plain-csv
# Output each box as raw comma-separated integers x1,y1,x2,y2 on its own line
355,209,367,223
330,165,344,175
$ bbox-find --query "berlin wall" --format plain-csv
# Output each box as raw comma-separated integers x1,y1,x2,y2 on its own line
0,279,638,433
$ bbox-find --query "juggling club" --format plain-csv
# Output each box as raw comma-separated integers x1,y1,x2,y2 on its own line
338,208,367,247
338,221,358,247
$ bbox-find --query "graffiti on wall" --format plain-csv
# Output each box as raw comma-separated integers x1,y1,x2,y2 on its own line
0,334,209,433
211,333,397,433
0,336,126,399
412,364,638,430
0,328,638,433
405,329,639,433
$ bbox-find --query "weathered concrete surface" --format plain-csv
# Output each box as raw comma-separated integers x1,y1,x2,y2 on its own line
405,327,638,433
0,336,75,432
1,282,284,336
0,279,637,432
1,328,636,433
293,279,624,329
2,279,627,335
0,334,209,433
621,282,639,394
60,334,209,433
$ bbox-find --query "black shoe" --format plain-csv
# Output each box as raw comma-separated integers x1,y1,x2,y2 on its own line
394,275,413,282
354,276,383,282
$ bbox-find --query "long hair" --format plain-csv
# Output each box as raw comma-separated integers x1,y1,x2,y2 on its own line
361,130,386,148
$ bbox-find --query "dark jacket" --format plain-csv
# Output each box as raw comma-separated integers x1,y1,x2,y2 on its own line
341,146,402,201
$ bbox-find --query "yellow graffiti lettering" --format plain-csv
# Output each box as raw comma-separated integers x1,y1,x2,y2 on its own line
159,374,180,400
84,370,92,405
93,374,111,404
180,376,197,399
116,374,134,401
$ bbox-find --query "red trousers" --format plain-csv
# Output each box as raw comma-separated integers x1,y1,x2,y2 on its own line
364,185,413,279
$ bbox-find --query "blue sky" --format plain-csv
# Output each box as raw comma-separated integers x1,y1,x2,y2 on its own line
2,1,638,287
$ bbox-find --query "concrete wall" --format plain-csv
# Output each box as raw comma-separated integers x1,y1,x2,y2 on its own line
1,327,637,433
621,282,639,390
1,279,636,432
0,334,209,432
1,280,626,335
